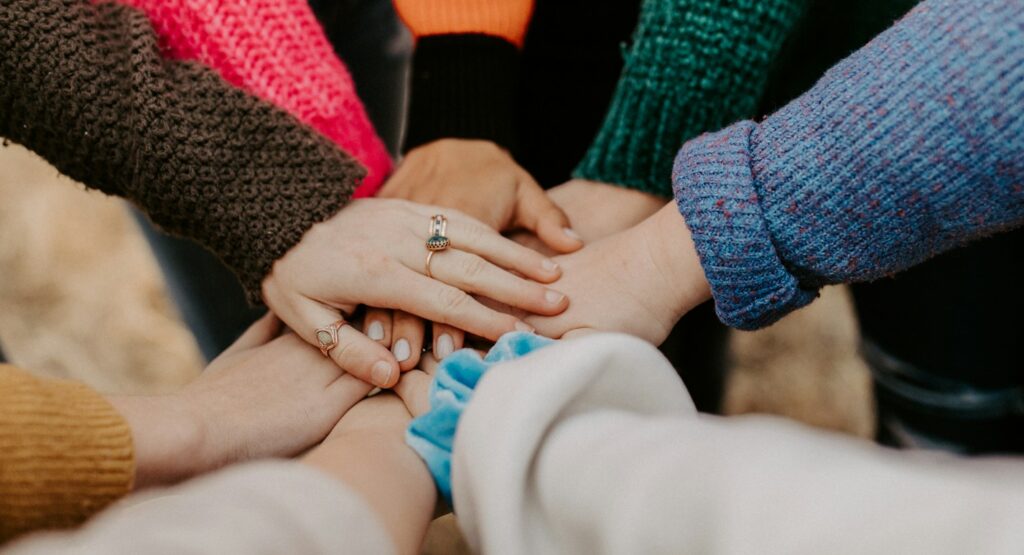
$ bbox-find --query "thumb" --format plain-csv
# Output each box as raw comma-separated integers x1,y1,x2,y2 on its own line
515,178,583,254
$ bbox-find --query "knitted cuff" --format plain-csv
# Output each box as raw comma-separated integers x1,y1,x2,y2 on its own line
0,367,134,541
406,332,553,505
403,34,521,153
672,122,817,330
575,0,807,196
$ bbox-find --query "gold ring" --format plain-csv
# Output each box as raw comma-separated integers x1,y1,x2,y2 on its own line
425,250,436,278
426,214,450,252
314,319,346,357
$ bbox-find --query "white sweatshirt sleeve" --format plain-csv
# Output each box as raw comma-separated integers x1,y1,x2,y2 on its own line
452,333,1024,555
3,461,394,555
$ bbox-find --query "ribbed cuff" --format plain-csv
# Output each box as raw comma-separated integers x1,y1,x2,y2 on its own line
403,34,521,152
574,45,763,197
575,0,807,196
0,368,134,541
672,122,817,330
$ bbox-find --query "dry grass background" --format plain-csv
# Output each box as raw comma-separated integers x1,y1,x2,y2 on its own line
0,142,874,551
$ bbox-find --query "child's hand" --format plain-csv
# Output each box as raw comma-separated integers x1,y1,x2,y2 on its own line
379,138,583,254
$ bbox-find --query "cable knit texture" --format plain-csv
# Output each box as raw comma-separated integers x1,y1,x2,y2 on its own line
0,0,365,303
0,365,134,543
575,0,807,196
116,0,391,194
673,0,1024,330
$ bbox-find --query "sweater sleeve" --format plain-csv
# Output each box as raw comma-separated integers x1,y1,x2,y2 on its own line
393,0,535,151
453,334,1024,554
116,0,392,194
574,0,808,196
672,0,1024,330
0,365,134,543
0,0,365,303
4,462,393,555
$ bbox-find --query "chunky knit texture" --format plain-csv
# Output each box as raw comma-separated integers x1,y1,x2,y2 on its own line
116,0,391,194
0,365,134,543
673,0,1024,330
0,0,365,303
575,0,807,196
395,0,534,152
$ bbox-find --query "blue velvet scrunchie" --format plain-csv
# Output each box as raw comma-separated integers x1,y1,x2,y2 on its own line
406,331,554,505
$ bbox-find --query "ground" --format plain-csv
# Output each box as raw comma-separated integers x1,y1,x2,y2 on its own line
0,142,874,552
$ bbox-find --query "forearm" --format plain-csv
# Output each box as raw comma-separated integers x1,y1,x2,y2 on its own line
575,0,808,195
117,0,392,192
4,462,394,555
673,0,1024,329
394,0,534,151
0,0,363,302
304,395,435,555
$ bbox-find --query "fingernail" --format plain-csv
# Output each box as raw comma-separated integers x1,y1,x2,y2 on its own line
542,258,559,272
371,360,394,387
436,334,454,359
563,227,582,241
393,338,411,362
367,321,384,341
545,290,565,305
515,321,535,333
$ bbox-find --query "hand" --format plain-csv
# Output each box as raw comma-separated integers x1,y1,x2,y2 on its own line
109,314,373,488
509,179,666,256
526,203,712,344
380,139,583,253
262,198,569,388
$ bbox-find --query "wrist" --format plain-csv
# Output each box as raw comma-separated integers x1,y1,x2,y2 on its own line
107,393,206,489
639,203,712,318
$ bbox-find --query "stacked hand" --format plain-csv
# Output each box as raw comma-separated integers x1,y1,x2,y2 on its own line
261,197,568,388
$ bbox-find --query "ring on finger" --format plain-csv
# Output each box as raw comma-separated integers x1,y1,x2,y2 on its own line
426,214,450,252
314,319,347,357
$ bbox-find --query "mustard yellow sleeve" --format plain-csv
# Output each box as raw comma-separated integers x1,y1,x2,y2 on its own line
0,364,134,543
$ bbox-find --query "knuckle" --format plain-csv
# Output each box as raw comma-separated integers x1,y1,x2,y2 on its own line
461,255,488,280
438,287,470,313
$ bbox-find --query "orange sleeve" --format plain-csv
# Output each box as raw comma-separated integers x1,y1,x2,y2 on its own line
393,0,535,47
0,364,134,543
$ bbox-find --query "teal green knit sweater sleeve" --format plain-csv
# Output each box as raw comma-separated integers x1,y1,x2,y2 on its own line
574,0,807,196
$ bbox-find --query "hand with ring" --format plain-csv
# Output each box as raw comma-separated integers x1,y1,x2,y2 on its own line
261,198,569,388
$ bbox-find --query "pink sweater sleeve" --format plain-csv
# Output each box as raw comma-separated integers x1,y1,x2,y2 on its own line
116,0,392,195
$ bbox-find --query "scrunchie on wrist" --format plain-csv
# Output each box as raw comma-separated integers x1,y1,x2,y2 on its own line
406,331,553,505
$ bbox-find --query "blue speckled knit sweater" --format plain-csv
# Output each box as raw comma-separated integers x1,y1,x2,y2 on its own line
673,0,1024,330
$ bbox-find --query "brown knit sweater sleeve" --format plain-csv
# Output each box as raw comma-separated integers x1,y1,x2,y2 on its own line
0,364,134,543
0,0,366,302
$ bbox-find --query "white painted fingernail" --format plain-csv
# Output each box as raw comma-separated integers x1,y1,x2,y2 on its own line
371,360,394,387
393,339,411,362
436,334,454,359
542,259,559,272
545,290,565,304
563,227,582,241
367,321,384,341
515,321,535,333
